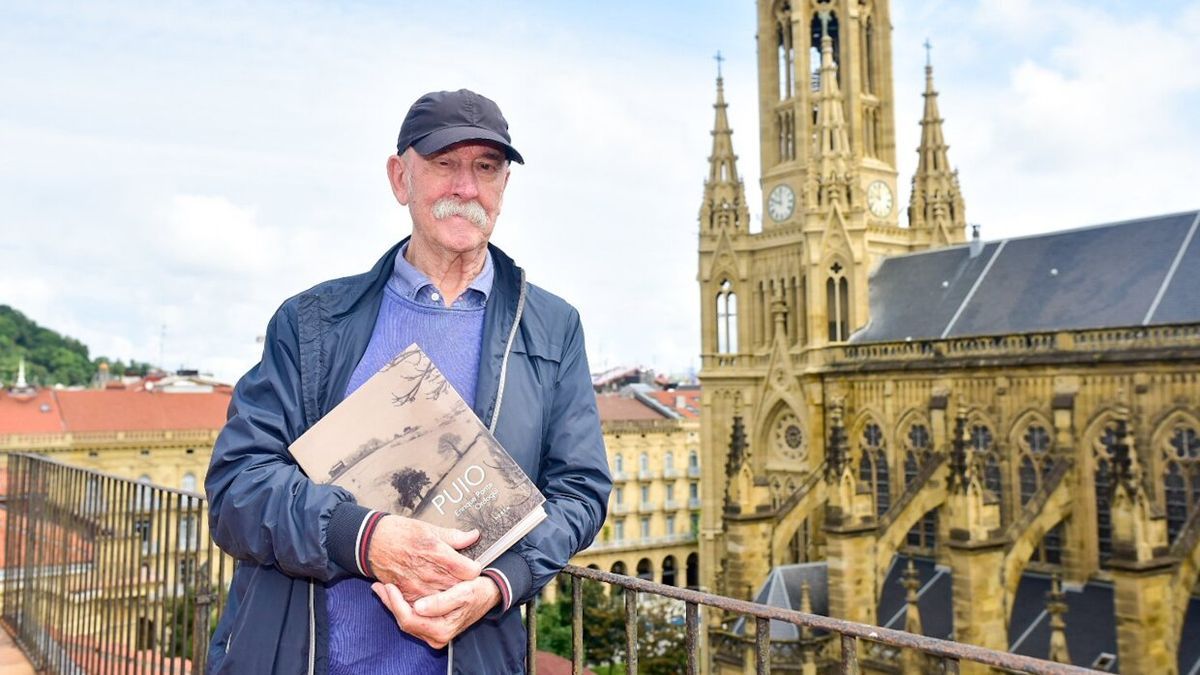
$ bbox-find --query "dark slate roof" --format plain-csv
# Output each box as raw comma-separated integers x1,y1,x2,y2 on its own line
748,557,1200,671
732,562,828,639
851,210,1200,343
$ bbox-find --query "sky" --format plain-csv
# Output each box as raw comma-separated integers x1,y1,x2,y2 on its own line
2,1,1199,385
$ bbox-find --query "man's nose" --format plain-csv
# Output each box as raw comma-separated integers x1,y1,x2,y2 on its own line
449,164,480,200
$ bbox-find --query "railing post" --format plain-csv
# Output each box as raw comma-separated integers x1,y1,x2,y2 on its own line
685,601,699,675
624,589,638,674
754,616,770,673
571,574,583,675
525,595,538,675
840,633,859,674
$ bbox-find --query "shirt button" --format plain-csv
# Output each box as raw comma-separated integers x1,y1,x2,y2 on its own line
431,292,441,302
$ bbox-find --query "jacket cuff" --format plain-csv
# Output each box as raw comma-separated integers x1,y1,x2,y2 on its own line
482,549,533,617
327,502,383,578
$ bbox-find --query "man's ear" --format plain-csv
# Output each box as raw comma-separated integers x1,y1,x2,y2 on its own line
387,154,410,205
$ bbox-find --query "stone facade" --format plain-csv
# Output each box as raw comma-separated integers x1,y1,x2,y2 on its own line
699,0,1200,671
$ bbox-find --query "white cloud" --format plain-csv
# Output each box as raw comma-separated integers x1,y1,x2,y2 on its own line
1,1,1197,383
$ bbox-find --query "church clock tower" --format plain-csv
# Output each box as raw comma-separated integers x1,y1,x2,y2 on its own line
757,0,899,234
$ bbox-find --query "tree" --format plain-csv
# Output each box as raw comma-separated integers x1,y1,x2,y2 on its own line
389,467,431,512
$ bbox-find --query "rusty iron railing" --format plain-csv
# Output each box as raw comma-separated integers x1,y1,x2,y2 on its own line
532,565,1103,675
2,453,231,674
3,453,1101,674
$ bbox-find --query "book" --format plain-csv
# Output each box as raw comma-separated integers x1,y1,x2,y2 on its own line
288,344,546,568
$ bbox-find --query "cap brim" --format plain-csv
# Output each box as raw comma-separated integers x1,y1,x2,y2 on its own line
411,126,525,164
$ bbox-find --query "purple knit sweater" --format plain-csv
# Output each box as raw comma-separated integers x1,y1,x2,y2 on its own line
326,248,490,675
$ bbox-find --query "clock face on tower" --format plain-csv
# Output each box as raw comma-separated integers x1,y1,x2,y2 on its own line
867,180,894,218
767,184,795,222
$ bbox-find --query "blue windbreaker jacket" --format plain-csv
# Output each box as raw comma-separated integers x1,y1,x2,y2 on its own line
205,241,611,674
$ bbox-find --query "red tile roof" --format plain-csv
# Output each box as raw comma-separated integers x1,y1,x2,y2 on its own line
0,388,230,434
0,390,65,433
646,390,702,419
595,394,666,422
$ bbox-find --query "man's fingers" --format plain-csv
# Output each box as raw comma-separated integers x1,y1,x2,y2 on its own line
435,526,480,551
413,583,471,617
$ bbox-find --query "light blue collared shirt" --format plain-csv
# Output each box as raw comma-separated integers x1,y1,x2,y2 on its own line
387,242,493,309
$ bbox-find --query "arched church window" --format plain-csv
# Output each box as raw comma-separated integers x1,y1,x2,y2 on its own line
1094,424,1122,565
903,422,932,487
776,3,795,100
809,9,841,89
825,263,850,341
862,15,876,95
858,422,889,516
970,424,1005,517
1162,425,1200,543
716,279,738,354
1017,424,1053,505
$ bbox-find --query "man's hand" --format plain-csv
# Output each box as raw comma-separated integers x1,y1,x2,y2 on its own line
371,577,501,649
366,515,481,601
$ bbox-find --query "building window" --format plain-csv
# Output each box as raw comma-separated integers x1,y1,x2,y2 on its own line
971,424,1005,519
689,482,699,500
1163,425,1200,543
181,472,197,493
903,423,932,487
640,452,650,473
614,521,624,541
666,483,675,502
858,422,889,516
664,450,674,471
667,515,676,534
615,487,623,506
717,280,738,354
640,517,651,539
689,450,699,469
776,3,795,100
904,509,938,555
825,265,850,341
1018,424,1054,506
641,484,651,503
1095,424,1120,565
614,454,623,474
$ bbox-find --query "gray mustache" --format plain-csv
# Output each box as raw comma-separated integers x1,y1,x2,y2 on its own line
432,199,488,228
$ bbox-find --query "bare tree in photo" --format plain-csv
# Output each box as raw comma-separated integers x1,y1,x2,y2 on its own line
388,347,450,406
389,467,431,514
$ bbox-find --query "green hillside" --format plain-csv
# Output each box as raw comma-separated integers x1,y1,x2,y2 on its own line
0,305,154,387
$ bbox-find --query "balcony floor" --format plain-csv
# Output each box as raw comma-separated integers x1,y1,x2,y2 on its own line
0,630,34,675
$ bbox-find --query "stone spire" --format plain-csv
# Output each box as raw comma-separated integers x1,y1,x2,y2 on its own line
15,357,27,389
907,43,966,245
902,558,924,635
900,558,927,674
700,60,751,234
806,14,854,209
799,581,818,675
1046,574,1071,664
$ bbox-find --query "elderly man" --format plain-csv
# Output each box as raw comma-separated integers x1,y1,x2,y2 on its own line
205,89,611,674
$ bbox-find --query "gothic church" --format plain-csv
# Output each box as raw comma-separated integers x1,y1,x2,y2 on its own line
697,1,1200,672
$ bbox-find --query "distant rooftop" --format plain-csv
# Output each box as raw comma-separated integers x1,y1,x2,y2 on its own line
852,210,1200,343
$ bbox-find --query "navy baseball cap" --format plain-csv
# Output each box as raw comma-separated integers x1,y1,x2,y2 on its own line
396,89,524,164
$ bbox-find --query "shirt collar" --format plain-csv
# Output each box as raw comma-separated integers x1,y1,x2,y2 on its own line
388,241,493,308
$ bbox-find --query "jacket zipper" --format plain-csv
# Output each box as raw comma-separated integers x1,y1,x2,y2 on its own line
308,579,317,675
449,269,527,675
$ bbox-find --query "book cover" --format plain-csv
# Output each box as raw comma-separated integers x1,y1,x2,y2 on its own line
288,344,546,567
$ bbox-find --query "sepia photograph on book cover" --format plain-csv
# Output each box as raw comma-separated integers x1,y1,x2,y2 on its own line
289,344,546,567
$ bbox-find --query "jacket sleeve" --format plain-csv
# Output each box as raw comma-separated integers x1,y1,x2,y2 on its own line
485,309,612,610
205,300,375,582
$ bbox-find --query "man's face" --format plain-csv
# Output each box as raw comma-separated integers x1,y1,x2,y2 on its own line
388,141,510,255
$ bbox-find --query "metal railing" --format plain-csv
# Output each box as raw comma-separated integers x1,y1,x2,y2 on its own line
2,453,231,674
533,565,1102,675
2,453,1100,674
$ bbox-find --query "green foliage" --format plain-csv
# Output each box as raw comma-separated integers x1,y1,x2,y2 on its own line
535,576,687,674
0,304,155,387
